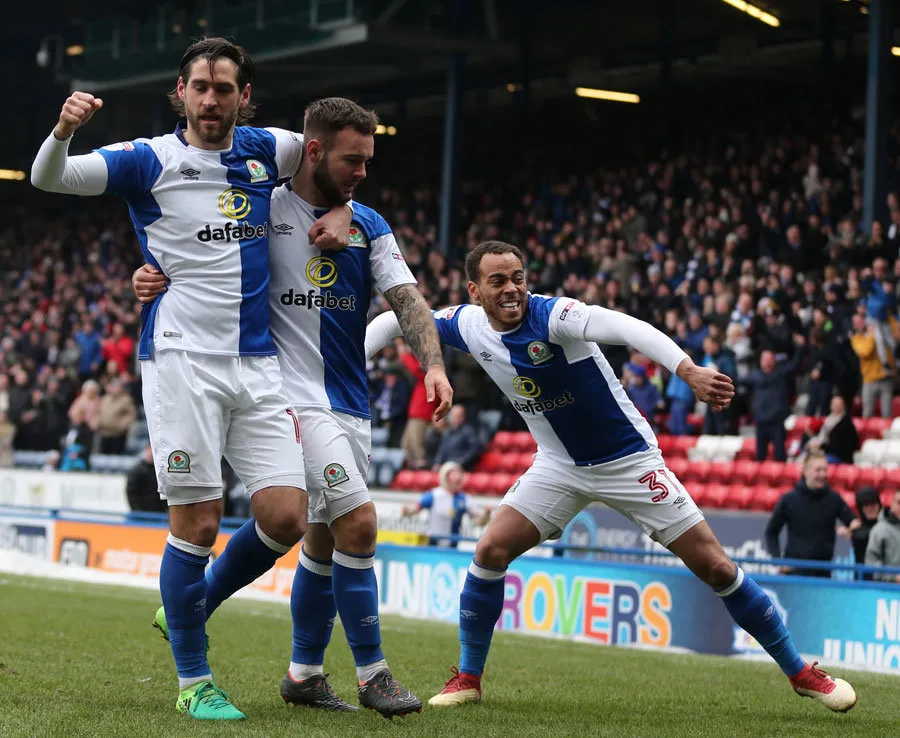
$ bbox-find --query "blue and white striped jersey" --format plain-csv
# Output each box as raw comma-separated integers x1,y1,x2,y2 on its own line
96,123,304,360
267,184,416,418
433,295,658,466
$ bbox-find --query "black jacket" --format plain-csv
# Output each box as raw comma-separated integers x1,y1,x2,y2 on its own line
821,415,860,465
765,480,856,562
126,458,166,513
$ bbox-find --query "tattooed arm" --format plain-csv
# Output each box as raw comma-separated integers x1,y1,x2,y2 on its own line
383,284,444,369
383,284,453,419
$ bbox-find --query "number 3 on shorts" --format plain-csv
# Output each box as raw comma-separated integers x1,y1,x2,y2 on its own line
639,469,673,504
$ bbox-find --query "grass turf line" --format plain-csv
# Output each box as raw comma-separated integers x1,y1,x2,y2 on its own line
0,573,895,738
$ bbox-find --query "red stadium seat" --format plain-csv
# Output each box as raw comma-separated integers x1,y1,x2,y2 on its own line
516,451,535,473
475,451,503,473
724,485,754,510
781,462,801,485
687,413,704,431
746,486,779,512
465,472,493,495
391,470,417,490
706,461,734,484
857,467,887,491
885,468,900,490
830,465,859,491
893,396,900,417
666,457,690,481
690,483,709,507
729,459,758,485
703,484,731,509
882,490,896,508
510,432,537,453
758,461,784,486
683,460,711,483
671,436,698,458
413,470,439,490
492,453,519,474
656,435,676,456
735,437,756,461
862,417,892,438
840,491,858,515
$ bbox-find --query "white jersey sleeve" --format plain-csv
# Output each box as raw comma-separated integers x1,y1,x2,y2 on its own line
264,127,305,179
31,133,109,195
549,300,688,374
370,227,416,294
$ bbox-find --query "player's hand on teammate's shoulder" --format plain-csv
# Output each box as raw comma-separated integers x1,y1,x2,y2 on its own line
309,203,352,251
424,365,454,422
677,359,734,410
132,264,168,304
54,91,104,140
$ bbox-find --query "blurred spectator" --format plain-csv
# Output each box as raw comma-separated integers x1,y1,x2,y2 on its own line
397,342,438,469
102,322,135,376
0,410,14,467
401,461,490,548
96,377,137,455
804,395,859,465
68,379,101,449
432,406,484,471
665,373,695,436
126,444,166,513
700,335,736,435
865,489,900,583
74,321,103,380
371,370,410,449
623,363,662,429
850,313,894,418
0,374,9,416
861,259,897,372
764,451,858,577
852,486,882,581
42,450,60,472
13,389,60,451
739,339,805,461
59,437,88,472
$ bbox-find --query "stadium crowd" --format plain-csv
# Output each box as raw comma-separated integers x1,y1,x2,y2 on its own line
3,114,900,475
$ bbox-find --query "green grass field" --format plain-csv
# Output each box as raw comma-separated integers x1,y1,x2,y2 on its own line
0,573,895,738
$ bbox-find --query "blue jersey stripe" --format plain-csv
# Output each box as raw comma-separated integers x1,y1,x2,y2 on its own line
501,296,648,465
223,128,278,355
317,208,374,418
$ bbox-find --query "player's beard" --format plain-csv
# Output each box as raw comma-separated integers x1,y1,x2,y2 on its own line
187,105,239,146
312,155,352,207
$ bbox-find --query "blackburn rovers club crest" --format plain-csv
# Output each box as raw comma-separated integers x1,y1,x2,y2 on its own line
167,450,191,473
527,340,553,365
246,159,268,183
348,226,366,247
324,463,348,487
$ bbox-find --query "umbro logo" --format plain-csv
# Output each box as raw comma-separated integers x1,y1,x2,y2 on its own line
360,615,379,626
273,223,294,236
480,351,492,362
180,168,200,180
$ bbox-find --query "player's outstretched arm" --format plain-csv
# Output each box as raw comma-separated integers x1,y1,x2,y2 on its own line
364,311,403,360
579,305,734,409
31,92,109,195
383,285,453,420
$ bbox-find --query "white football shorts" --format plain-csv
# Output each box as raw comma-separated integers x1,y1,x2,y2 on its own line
501,448,704,547
294,406,372,526
141,351,306,505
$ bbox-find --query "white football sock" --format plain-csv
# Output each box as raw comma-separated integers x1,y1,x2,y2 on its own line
357,659,388,683
289,662,324,681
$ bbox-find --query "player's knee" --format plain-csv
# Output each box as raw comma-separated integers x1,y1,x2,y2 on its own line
260,509,307,547
474,537,515,570
185,517,220,548
331,502,376,554
703,554,738,590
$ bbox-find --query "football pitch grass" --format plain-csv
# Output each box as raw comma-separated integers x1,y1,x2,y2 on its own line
0,574,896,738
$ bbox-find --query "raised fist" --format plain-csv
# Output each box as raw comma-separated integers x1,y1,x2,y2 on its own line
54,91,104,140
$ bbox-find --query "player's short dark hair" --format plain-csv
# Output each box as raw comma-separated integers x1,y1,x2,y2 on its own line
303,97,379,150
167,37,257,123
465,240,526,283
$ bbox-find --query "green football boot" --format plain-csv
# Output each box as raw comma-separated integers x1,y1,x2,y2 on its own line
176,681,246,721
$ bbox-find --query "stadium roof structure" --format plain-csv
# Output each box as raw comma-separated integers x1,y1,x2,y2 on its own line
4,0,893,210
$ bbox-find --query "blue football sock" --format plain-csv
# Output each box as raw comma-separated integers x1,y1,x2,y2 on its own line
717,566,805,677
458,560,506,677
290,547,337,666
159,537,212,684
205,519,290,619
332,550,384,669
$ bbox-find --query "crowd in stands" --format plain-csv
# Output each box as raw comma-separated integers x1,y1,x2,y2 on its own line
3,111,900,488
368,114,900,471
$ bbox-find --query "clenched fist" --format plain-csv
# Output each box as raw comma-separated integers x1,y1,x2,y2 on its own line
54,91,104,140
